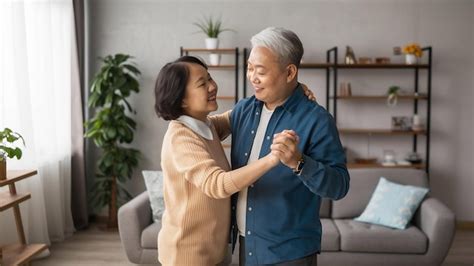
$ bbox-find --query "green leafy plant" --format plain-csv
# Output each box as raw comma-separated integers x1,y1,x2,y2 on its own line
193,15,234,38
84,53,141,228
387,85,400,107
0,128,25,161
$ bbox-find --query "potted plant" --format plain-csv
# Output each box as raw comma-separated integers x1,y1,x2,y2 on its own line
402,43,423,64
193,15,234,65
0,128,25,180
386,85,400,107
85,54,141,228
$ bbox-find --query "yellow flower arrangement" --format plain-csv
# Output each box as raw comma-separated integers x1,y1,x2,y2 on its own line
403,43,423,58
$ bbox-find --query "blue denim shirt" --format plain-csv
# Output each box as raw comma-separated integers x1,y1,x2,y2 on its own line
230,84,350,265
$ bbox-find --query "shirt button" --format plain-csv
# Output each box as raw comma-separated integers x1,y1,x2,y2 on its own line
250,184,254,188
249,252,252,256
251,130,255,134
232,206,235,210
248,207,252,211
256,112,259,115
244,152,248,156
247,231,251,235
266,136,270,140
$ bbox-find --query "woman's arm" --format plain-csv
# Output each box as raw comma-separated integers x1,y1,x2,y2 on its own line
209,110,232,141
170,125,278,199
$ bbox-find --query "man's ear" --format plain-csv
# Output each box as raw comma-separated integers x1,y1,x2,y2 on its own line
286,64,298,83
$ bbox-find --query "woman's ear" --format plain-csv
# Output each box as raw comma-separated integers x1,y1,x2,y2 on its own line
286,64,298,83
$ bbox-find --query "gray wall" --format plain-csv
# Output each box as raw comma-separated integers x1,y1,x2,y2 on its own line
88,0,474,221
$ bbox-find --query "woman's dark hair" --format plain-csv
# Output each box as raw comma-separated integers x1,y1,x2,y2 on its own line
154,56,208,120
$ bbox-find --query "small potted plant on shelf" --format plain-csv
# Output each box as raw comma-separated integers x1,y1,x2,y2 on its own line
386,85,400,107
402,43,423,65
0,128,25,180
193,15,234,65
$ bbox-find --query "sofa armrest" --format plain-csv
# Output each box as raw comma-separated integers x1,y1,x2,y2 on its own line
118,191,152,263
414,197,455,265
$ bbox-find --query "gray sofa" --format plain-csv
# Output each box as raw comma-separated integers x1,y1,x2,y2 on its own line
118,168,455,265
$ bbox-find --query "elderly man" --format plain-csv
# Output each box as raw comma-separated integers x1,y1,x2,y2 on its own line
229,27,350,266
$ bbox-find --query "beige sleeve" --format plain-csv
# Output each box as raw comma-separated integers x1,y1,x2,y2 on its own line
209,110,231,141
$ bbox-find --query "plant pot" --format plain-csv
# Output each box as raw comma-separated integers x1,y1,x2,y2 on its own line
405,54,417,65
0,159,6,180
205,38,219,50
209,54,221,66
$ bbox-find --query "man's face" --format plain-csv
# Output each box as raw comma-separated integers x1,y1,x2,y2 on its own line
247,46,290,109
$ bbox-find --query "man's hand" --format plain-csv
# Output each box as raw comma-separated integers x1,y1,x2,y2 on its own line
301,83,317,102
270,130,302,169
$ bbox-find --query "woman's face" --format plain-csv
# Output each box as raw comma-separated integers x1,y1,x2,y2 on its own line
181,63,218,121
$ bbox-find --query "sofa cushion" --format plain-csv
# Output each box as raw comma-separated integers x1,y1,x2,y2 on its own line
141,221,161,248
321,219,340,251
355,177,429,229
334,219,427,254
332,168,428,219
142,170,165,223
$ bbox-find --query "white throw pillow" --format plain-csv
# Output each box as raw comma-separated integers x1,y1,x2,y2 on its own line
142,170,164,223
355,177,429,229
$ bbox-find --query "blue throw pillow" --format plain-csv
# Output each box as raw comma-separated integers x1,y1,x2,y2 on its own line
142,170,165,223
355,177,429,229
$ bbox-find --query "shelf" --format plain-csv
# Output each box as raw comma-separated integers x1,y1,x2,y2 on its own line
348,163,425,169
300,63,333,69
0,170,38,187
1,243,48,265
339,128,426,135
0,191,31,211
208,65,236,70
336,63,429,69
181,48,236,54
217,96,236,100
334,94,428,100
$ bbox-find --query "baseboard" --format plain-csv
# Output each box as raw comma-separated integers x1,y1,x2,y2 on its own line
456,221,474,230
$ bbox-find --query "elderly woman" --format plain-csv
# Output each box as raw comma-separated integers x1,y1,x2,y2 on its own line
154,56,286,266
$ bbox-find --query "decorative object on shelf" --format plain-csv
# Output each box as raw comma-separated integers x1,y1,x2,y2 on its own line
391,116,412,131
403,43,423,65
344,46,357,64
193,15,234,65
0,128,25,180
411,114,424,131
85,53,141,228
386,85,400,106
393,46,402,55
382,150,396,166
406,152,422,164
375,57,390,64
339,82,352,96
359,57,372,64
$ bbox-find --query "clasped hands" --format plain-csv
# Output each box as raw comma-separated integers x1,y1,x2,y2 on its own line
269,129,302,170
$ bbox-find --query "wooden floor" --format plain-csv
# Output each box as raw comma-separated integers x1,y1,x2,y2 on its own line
32,225,474,266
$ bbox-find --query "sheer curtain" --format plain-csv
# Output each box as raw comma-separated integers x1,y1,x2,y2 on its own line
0,0,75,246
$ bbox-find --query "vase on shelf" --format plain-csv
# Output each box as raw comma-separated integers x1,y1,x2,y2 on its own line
205,38,219,50
405,54,417,65
209,53,221,66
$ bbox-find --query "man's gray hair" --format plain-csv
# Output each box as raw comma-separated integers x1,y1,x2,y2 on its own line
250,27,304,68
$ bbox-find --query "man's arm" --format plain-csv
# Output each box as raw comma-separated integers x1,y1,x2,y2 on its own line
271,116,350,200
209,110,232,141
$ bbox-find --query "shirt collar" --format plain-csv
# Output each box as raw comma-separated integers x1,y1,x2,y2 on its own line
176,115,213,140
252,83,304,114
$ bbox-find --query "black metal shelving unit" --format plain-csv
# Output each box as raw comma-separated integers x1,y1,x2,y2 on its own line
325,47,432,174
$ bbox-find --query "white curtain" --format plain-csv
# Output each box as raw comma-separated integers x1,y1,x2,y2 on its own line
0,0,75,247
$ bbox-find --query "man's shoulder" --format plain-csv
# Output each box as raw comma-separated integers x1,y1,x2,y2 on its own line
232,96,257,116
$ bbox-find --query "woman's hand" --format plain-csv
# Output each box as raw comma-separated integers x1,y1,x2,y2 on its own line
301,83,317,102
270,130,301,169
